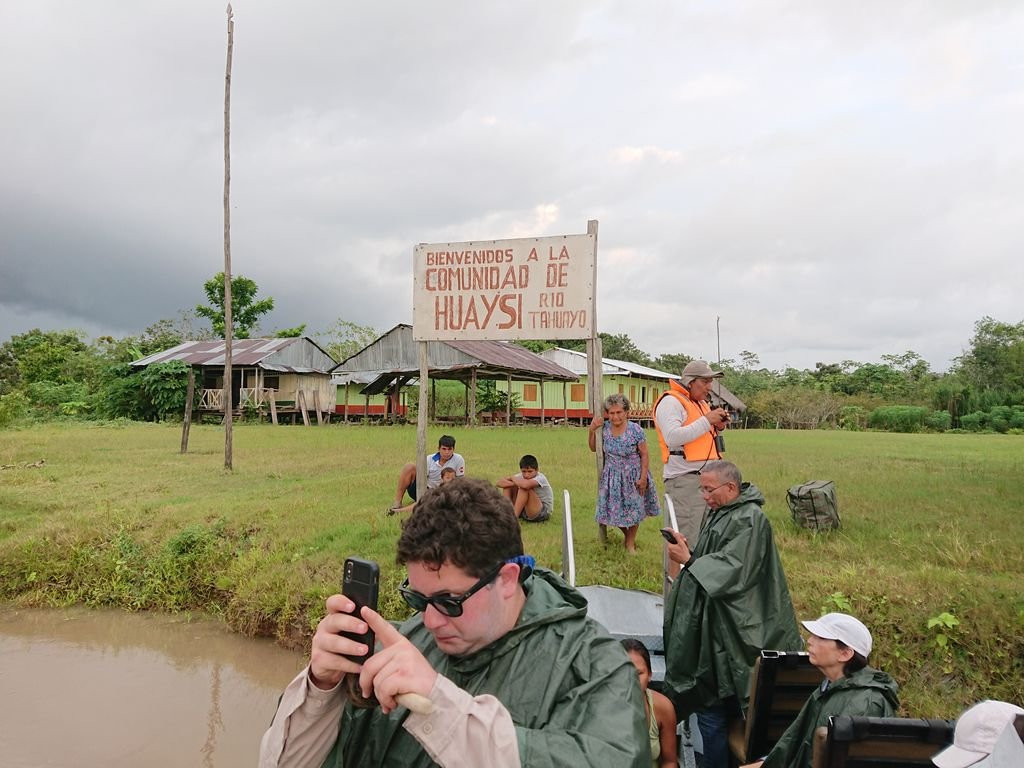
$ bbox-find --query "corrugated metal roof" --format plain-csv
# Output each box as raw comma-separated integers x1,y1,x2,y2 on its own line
132,337,337,373
540,347,746,411
603,356,679,380
446,339,577,380
542,347,642,376
333,324,577,382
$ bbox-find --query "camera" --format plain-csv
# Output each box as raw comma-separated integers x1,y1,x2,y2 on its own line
714,433,726,454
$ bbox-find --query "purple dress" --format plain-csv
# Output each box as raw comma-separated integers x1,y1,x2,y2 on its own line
595,420,661,526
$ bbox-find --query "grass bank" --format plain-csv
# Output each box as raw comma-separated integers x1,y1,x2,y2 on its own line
1,422,1021,716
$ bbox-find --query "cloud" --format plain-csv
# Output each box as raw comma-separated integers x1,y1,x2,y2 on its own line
1,1,1022,373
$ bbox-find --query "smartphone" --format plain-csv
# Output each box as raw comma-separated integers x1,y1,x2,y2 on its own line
341,557,380,663
660,527,677,543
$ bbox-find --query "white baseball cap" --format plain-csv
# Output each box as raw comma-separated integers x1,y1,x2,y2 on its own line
932,700,1024,768
801,612,872,658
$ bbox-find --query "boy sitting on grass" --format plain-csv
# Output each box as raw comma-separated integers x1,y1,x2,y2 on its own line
497,454,553,522
387,466,456,516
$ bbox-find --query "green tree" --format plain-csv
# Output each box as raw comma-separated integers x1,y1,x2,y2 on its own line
195,273,275,339
273,324,307,338
652,352,692,375
597,332,653,366
0,329,98,394
954,316,1024,396
316,319,379,362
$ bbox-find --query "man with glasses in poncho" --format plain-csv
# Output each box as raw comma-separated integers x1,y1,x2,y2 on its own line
260,476,650,767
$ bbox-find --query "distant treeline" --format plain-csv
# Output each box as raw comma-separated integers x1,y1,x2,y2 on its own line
2,315,1022,433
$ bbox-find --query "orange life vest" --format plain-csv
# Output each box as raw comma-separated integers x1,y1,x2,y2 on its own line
654,379,720,464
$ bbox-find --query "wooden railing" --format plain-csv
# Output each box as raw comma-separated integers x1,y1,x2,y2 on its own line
198,388,276,411
199,389,224,410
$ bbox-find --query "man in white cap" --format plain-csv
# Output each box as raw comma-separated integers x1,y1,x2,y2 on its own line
932,700,1024,768
743,612,900,768
653,359,731,553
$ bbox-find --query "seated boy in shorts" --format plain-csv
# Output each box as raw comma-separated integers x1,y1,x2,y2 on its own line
497,454,553,522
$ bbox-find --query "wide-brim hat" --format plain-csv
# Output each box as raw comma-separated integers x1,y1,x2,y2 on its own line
679,359,724,384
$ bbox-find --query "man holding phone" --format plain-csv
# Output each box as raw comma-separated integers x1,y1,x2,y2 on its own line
661,461,801,768
260,477,650,767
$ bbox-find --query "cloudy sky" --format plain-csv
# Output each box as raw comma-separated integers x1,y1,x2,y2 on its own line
2,1,1021,371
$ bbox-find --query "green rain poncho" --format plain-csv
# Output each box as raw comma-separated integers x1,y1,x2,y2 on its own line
663,483,801,714
320,568,651,768
761,666,900,768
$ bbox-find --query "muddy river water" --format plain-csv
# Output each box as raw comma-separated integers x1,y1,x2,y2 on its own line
0,606,307,767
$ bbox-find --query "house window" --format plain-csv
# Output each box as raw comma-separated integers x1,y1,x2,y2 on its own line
263,375,280,391
570,384,585,402
523,384,538,402
640,386,647,403
652,387,659,401
618,383,624,394
630,385,636,403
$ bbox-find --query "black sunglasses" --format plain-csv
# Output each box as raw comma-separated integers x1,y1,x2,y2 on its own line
398,562,505,618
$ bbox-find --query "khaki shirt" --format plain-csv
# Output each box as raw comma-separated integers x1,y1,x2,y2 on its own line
259,667,519,768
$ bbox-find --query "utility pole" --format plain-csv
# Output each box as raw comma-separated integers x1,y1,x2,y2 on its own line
222,4,234,471
716,315,721,365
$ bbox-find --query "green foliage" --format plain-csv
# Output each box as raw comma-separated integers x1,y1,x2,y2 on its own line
138,361,190,420
25,381,91,417
97,361,189,421
475,379,521,413
749,386,841,429
821,591,854,613
927,611,961,674
195,272,275,339
839,405,867,431
598,332,653,365
867,405,931,432
273,323,307,338
315,319,379,362
955,316,1024,394
923,410,952,432
652,352,692,375
97,364,150,420
957,405,1024,433
0,391,30,427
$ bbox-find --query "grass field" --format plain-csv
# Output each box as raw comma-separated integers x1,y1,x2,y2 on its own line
1,421,1021,716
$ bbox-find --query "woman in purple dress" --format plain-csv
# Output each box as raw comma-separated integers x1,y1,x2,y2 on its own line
588,393,661,552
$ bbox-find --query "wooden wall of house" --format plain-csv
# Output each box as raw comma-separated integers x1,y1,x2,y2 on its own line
333,384,407,416
497,374,667,419
273,373,336,412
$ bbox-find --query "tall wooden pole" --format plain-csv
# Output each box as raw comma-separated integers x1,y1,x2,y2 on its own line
585,219,603,475
222,4,235,471
180,367,195,453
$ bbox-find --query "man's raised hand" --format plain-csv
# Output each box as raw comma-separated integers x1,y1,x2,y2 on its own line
359,607,438,715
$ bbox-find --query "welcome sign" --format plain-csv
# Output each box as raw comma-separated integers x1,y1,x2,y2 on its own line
412,233,596,341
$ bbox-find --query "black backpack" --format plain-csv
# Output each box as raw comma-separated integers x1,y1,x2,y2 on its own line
786,480,840,531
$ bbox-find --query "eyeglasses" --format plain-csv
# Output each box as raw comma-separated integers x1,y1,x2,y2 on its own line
398,562,504,618
699,482,731,496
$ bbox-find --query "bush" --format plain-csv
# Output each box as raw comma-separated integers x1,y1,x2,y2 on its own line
923,410,952,432
25,380,90,417
868,405,930,432
839,405,867,431
959,411,986,432
0,390,30,427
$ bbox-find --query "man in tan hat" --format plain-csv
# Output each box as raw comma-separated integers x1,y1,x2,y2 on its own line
653,359,731,552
